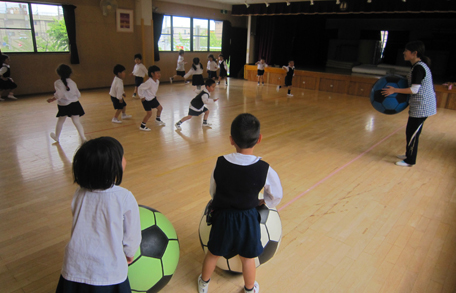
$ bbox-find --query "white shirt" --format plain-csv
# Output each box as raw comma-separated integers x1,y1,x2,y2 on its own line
138,78,159,101
0,63,9,76
184,65,204,79
109,76,124,100
209,153,283,208
61,185,141,286
189,88,215,112
54,78,81,106
132,63,148,77
176,55,185,71
257,62,268,70
207,60,218,71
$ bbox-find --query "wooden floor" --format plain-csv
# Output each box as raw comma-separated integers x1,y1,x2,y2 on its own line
1,78,456,293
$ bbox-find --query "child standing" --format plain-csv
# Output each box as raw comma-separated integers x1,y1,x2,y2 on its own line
175,79,218,130
184,57,205,91
217,54,228,86
55,137,141,293
255,57,268,86
138,65,165,131
47,64,86,143
276,60,295,97
207,54,218,81
131,54,148,98
110,64,132,123
0,54,17,100
198,113,283,293
170,49,187,84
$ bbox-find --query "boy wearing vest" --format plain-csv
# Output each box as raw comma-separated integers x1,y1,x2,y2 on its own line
197,113,283,293
175,79,218,130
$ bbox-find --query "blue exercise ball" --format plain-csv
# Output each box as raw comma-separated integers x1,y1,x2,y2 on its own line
370,75,410,115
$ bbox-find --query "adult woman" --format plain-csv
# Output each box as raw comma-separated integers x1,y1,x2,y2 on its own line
382,41,437,167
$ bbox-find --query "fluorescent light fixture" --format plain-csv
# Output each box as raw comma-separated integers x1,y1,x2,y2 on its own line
286,1,291,5
245,2,250,7
265,2,269,7
336,0,340,4
310,0,314,5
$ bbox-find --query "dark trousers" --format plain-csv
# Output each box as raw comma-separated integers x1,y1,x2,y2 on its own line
404,116,427,165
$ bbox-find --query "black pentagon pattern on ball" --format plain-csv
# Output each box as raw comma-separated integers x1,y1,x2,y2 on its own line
373,90,387,103
395,93,409,104
258,241,279,264
257,204,269,224
140,225,169,259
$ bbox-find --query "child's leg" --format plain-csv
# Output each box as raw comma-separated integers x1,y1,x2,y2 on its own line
70,115,86,141
239,256,256,290
203,110,210,121
52,116,67,141
201,250,220,282
142,110,152,124
114,109,122,119
134,86,138,94
155,105,163,119
180,115,192,123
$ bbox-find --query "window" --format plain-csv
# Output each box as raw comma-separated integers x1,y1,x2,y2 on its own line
0,1,69,53
380,30,388,59
159,15,223,52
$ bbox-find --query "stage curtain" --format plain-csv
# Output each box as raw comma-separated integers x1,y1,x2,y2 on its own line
153,13,164,62
62,5,79,64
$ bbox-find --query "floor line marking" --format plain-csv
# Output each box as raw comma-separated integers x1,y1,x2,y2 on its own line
278,125,405,212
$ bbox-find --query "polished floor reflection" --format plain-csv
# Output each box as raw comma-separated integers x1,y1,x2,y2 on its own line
1,78,456,292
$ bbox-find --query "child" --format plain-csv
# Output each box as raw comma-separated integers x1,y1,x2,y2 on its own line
207,54,218,81
255,57,268,86
131,53,148,98
47,64,86,143
175,79,218,130
217,54,228,86
170,49,187,84
198,113,283,293
55,137,141,293
110,64,132,123
138,65,165,131
0,54,17,100
276,60,295,97
184,57,205,91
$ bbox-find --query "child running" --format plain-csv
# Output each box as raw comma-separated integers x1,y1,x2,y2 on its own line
207,54,218,81
47,64,86,143
170,49,187,84
198,113,283,293
110,64,132,123
276,60,295,97
217,54,228,86
55,137,141,293
131,53,148,98
255,57,268,86
184,57,205,91
138,65,165,131
175,79,218,130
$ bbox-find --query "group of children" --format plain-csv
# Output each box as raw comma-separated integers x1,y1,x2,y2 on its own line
256,56,295,97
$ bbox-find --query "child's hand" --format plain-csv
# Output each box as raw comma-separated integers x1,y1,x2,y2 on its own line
214,98,219,102
120,98,124,103
129,73,133,76
126,256,134,264
47,97,56,103
258,199,265,206
122,93,126,98
140,97,145,102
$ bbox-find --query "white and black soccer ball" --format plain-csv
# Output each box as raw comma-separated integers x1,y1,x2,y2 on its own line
198,200,282,273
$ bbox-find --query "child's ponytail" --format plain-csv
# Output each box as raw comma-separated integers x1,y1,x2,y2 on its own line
56,64,72,91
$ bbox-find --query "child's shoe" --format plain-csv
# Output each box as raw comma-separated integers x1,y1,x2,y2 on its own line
244,281,259,293
169,77,173,84
202,122,212,127
262,83,265,86
7,94,17,100
396,160,413,167
132,93,137,98
197,274,209,293
50,132,59,143
121,114,132,119
175,122,182,130
287,94,293,97
139,126,151,131
276,85,280,91
155,120,166,126
112,118,122,124
397,154,407,160
257,82,260,86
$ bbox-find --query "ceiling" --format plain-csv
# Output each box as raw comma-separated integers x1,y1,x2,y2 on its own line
157,0,319,11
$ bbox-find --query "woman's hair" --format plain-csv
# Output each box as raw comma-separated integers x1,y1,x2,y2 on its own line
73,137,124,190
179,49,184,55
405,40,431,67
192,57,203,70
231,113,261,149
56,64,72,91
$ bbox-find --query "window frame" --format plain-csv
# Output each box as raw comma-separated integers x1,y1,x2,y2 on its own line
0,1,69,54
159,15,223,52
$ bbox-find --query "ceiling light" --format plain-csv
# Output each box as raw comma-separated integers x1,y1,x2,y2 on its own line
245,2,249,7
310,0,314,5
336,0,340,4
265,2,269,7
286,1,291,5
367,0,371,3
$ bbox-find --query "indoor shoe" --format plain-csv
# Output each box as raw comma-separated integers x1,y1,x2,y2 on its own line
197,274,209,293
397,154,407,160
287,94,294,97
244,281,259,293
7,95,17,100
396,160,413,167
175,123,182,130
50,132,59,143
121,114,132,119
169,77,173,84
155,120,166,126
202,123,212,127
139,126,151,131
112,118,122,124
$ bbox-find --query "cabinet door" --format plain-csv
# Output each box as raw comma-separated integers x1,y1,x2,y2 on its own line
356,82,373,97
269,72,284,85
245,69,257,82
319,78,335,92
300,76,317,90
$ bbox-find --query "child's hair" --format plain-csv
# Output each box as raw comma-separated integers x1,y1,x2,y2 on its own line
207,54,214,61
218,54,224,59
405,40,431,67
178,49,184,55
205,78,216,87
148,65,160,77
113,64,126,76
134,53,142,60
56,64,72,91
288,60,294,64
73,137,124,190
192,57,203,70
261,56,266,61
1,54,9,63
231,113,261,149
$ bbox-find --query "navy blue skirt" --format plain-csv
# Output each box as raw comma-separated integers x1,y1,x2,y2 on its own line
56,101,85,117
55,275,131,293
208,208,263,258
192,74,204,86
